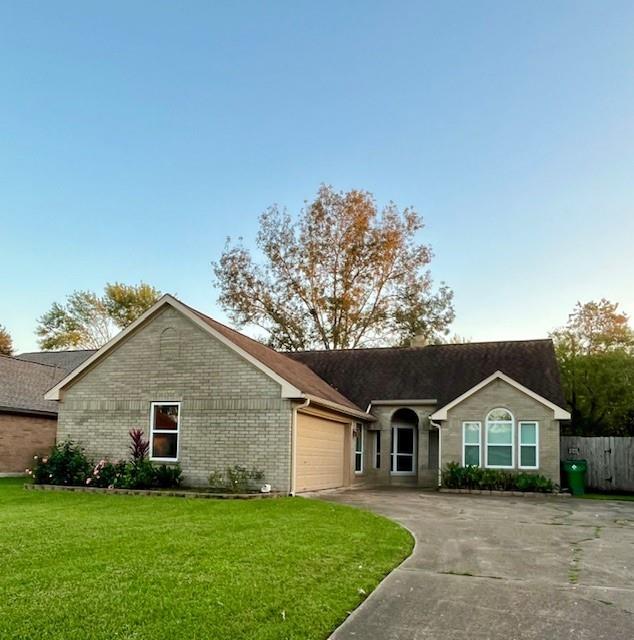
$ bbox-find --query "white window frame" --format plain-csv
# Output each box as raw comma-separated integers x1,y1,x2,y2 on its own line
390,426,417,476
518,421,539,469
149,401,181,462
462,421,482,467
485,408,514,469
373,431,381,469
354,424,364,474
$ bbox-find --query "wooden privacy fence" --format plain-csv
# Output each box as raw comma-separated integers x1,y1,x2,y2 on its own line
561,436,634,492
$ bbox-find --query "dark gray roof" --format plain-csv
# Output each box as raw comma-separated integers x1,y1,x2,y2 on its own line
16,350,96,371
287,339,566,411
0,356,67,416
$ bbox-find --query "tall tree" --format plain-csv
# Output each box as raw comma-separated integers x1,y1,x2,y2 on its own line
0,324,13,356
213,185,454,350
551,300,634,435
36,283,162,350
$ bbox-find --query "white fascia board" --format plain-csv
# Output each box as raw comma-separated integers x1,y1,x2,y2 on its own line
305,395,375,422
429,370,571,421
45,294,303,400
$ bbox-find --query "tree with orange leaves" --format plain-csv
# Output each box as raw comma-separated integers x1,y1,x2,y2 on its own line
213,184,454,350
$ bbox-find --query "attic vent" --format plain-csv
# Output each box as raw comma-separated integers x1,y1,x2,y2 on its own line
159,327,179,361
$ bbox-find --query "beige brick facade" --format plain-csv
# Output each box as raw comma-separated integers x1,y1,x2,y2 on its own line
56,306,293,490
441,378,561,485
354,404,438,488
0,413,57,473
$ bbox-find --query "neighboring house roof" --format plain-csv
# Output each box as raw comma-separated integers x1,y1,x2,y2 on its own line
287,339,567,412
45,295,371,420
16,350,95,371
0,356,67,416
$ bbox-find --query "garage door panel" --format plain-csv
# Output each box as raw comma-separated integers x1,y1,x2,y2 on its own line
296,414,346,492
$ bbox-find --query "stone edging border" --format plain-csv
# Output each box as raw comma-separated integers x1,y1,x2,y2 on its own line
24,483,283,500
438,488,571,498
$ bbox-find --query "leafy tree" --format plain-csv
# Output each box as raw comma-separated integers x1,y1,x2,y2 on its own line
0,324,13,356
551,300,634,435
213,184,454,350
36,283,162,350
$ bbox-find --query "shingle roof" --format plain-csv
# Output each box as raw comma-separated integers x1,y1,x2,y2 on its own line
184,303,364,413
16,350,95,371
0,356,67,416
287,339,566,411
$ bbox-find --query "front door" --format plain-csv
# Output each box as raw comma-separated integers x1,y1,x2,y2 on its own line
391,426,416,475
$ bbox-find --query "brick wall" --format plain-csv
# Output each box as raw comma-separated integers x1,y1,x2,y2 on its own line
442,378,561,485
0,413,57,473
57,306,293,490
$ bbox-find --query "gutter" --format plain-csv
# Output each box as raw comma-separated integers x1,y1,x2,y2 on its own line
0,406,58,419
304,395,375,422
290,397,310,496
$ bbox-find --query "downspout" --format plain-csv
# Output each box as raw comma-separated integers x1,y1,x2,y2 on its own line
430,419,442,487
290,397,310,496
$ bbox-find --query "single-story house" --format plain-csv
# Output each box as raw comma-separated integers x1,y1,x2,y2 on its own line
0,355,70,474
44,295,570,493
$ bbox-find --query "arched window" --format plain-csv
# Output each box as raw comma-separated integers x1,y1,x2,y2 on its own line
485,408,514,469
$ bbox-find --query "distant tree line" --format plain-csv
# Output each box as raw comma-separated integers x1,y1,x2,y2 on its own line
551,299,634,436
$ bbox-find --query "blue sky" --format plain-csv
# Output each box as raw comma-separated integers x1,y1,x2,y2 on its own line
2,1,633,352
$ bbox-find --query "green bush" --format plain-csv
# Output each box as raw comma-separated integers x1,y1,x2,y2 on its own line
29,441,93,486
152,464,183,489
28,436,182,491
88,460,128,488
442,462,555,493
122,459,156,489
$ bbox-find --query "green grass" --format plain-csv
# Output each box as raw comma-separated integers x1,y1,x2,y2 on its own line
581,492,634,502
0,478,412,640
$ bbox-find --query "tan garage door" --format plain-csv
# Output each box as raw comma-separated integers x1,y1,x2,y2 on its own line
296,413,346,492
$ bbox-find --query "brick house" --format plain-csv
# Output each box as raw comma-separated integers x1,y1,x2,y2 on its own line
0,356,64,474
45,295,570,492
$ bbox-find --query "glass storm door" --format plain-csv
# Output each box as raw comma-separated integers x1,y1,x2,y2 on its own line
391,426,416,475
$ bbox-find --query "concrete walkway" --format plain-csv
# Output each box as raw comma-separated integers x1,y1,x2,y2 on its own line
320,489,634,640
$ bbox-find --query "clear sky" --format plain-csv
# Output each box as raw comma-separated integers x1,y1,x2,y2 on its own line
2,1,633,353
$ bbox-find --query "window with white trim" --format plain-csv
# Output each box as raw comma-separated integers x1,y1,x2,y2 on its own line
519,421,539,469
355,424,364,473
462,422,481,466
485,408,514,468
150,402,180,461
373,431,381,469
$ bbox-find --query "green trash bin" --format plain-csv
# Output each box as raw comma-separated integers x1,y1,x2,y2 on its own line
563,459,587,496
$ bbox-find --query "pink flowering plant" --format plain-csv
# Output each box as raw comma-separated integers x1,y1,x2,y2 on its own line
28,441,93,486
87,459,128,488
27,432,182,490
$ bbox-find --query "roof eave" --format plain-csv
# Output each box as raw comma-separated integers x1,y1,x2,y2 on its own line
0,405,58,418
429,370,571,421
304,395,375,422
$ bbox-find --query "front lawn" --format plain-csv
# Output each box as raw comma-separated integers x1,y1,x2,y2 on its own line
0,478,412,639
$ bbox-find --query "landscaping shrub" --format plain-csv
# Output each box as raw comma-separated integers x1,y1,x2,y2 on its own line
442,462,555,493
129,428,149,462
28,441,93,486
28,432,182,490
152,464,183,489
88,460,128,488
208,466,266,493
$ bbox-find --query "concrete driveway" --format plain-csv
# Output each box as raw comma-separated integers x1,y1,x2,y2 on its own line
320,489,634,640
